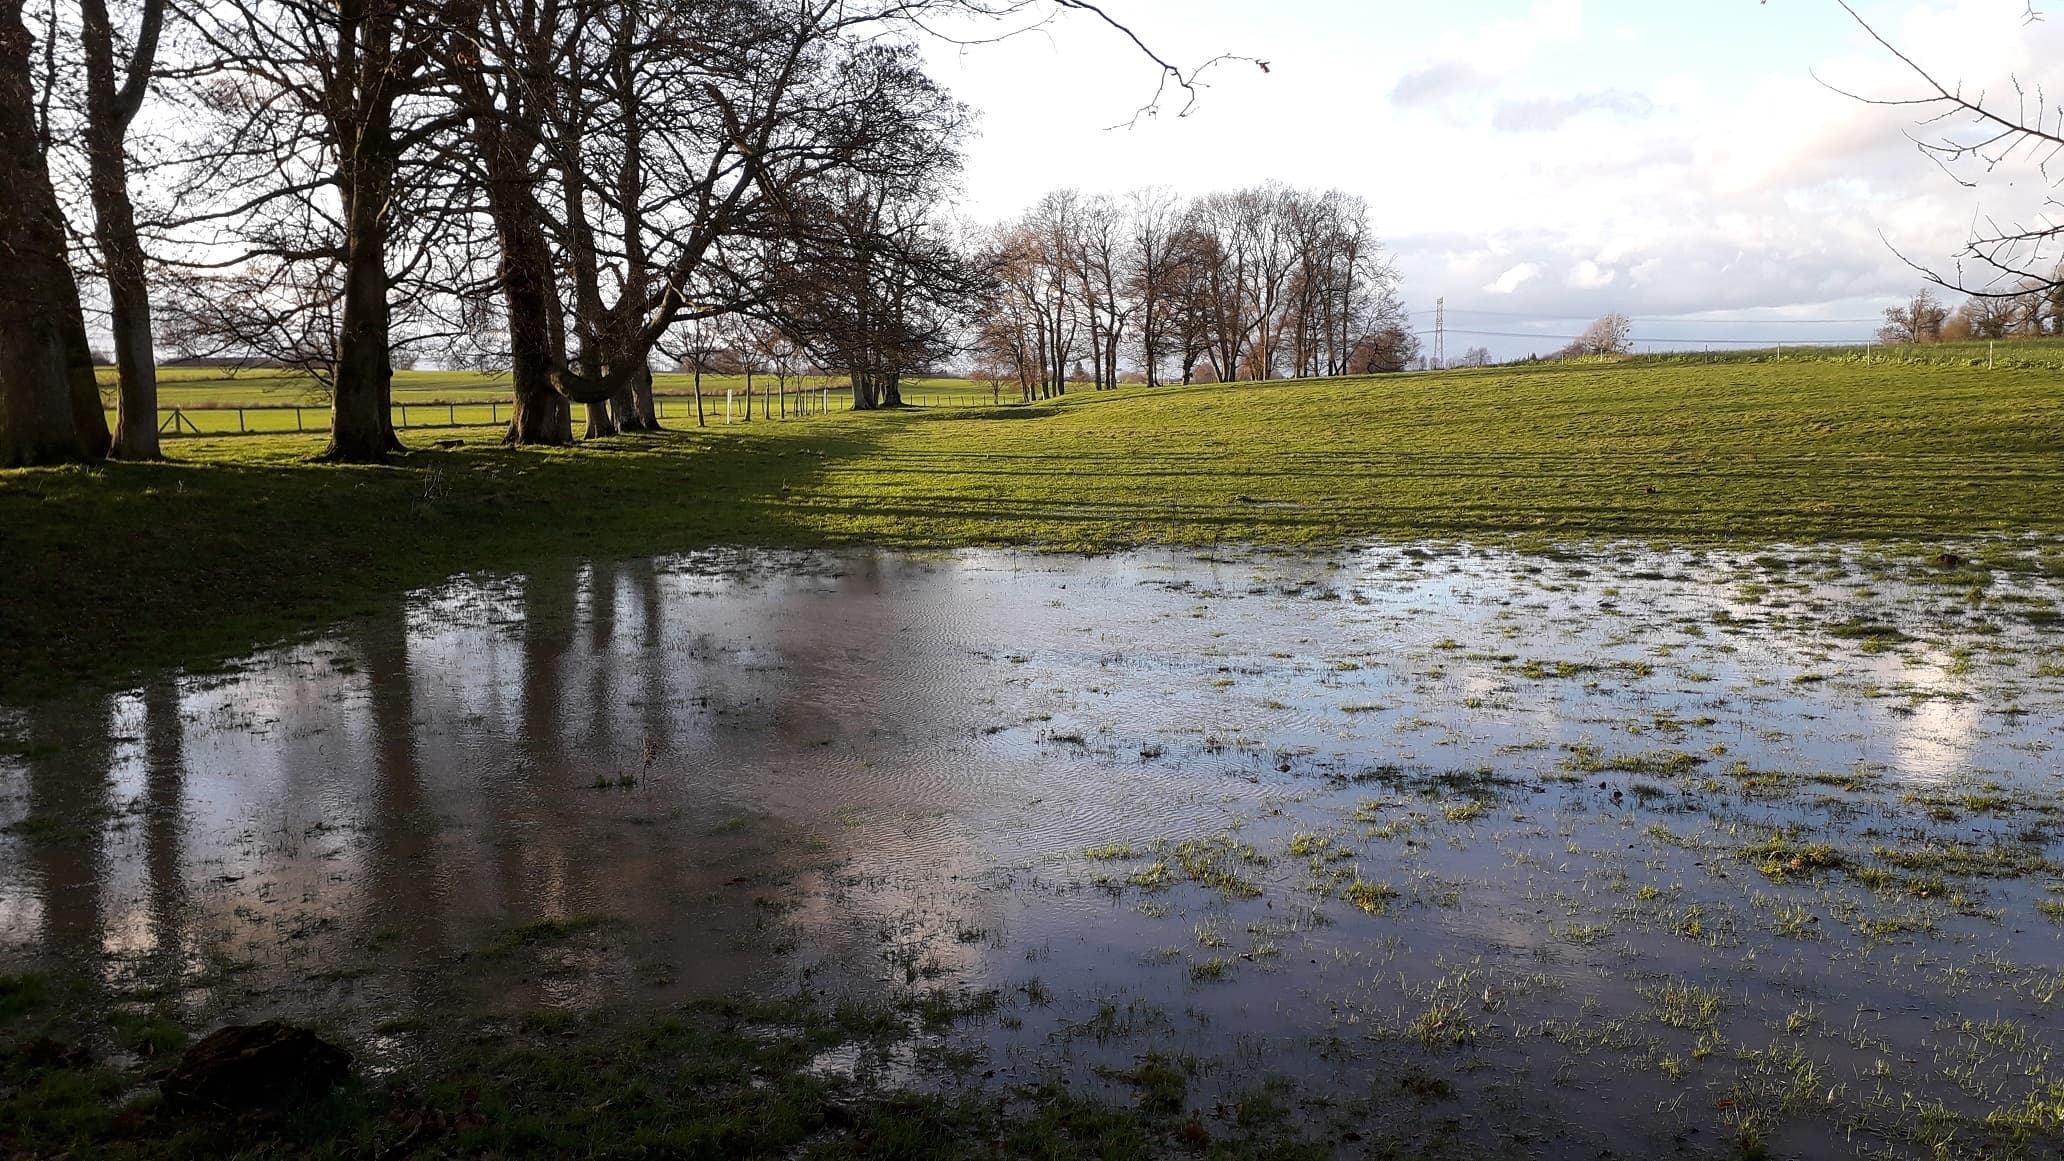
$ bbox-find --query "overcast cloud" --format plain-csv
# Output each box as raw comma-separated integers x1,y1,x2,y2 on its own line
923,0,2060,357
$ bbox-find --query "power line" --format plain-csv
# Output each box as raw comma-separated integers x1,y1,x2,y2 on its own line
1436,306,1886,325
1413,328,1868,346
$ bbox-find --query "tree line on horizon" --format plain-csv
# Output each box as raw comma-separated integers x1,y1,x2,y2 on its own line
1877,283,2064,347
970,185,1416,399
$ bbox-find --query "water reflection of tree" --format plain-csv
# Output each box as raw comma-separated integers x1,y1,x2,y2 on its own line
139,679,188,989
499,562,582,928
23,701,116,979
357,597,440,1014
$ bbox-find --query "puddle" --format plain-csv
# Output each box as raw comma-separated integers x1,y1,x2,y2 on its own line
4,543,2062,1157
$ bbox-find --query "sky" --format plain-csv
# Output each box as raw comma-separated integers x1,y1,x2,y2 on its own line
921,0,2064,358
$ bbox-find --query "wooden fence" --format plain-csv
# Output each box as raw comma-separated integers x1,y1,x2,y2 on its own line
122,387,999,439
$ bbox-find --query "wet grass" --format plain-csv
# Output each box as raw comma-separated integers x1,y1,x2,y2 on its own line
0,968,1335,1161
8,356,2064,702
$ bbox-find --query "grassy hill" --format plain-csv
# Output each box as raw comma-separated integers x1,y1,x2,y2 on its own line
10,356,2063,701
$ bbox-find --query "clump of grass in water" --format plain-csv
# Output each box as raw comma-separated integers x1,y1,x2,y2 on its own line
1644,981,1727,1030
1342,874,1398,914
1872,840,2052,879
1168,833,1267,899
1083,842,1136,861
1405,1000,1476,1048
1127,861,1174,891
1772,905,1819,938
1287,831,1341,859
1560,922,1610,946
1511,658,1594,680
1116,1052,1190,1112
1737,833,1848,881
481,914,615,958
1562,742,1703,777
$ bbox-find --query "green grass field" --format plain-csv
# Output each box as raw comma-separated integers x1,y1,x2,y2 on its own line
11,356,2062,702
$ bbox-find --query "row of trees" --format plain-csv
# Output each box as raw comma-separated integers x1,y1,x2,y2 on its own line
1877,283,2064,345
973,185,1415,399
0,0,1216,468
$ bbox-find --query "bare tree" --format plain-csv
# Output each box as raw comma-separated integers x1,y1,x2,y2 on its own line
1878,290,1949,345
973,183,1408,390
1559,313,1633,358
1956,293,2023,340
1351,321,1418,374
0,0,111,467
1126,186,1183,387
162,0,458,462
80,0,165,458
777,173,980,410
1071,193,1131,390
656,316,723,427
1835,1,2064,302
755,322,803,418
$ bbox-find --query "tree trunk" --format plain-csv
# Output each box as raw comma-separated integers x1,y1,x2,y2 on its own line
606,379,641,432
693,365,705,426
630,360,658,429
81,0,161,460
0,0,111,467
325,182,394,462
320,2,398,465
499,223,571,445
583,399,618,438
508,367,572,445
474,110,571,446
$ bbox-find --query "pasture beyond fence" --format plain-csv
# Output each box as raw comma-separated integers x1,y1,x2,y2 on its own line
120,386,1011,439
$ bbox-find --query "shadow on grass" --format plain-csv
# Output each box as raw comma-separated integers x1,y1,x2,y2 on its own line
0,423,899,705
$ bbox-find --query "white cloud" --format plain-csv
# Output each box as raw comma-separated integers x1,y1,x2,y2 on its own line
1491,90,1654,132
1568,260,1617,289
1391,61,1490,108
1489,264,1544,294
930,0,2064,357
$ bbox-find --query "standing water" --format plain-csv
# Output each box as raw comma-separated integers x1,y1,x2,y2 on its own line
3,544,2061,1158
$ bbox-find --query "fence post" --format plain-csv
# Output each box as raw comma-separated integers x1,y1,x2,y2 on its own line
449,403,456,426
296,407,304,431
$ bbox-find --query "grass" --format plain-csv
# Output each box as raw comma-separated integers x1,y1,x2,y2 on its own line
9,355,2064,702
0,968,1332,1160
109,368,1008,435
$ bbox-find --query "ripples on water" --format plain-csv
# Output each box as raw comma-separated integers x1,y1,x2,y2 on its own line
3,543,2062,1157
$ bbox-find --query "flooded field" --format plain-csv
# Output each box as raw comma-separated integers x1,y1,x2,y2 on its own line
4,543,2062,1159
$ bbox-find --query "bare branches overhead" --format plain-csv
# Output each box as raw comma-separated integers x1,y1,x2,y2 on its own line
1833,0,2064,297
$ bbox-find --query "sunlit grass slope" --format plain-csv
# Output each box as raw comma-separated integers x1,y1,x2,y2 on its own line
9,357,2062,700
